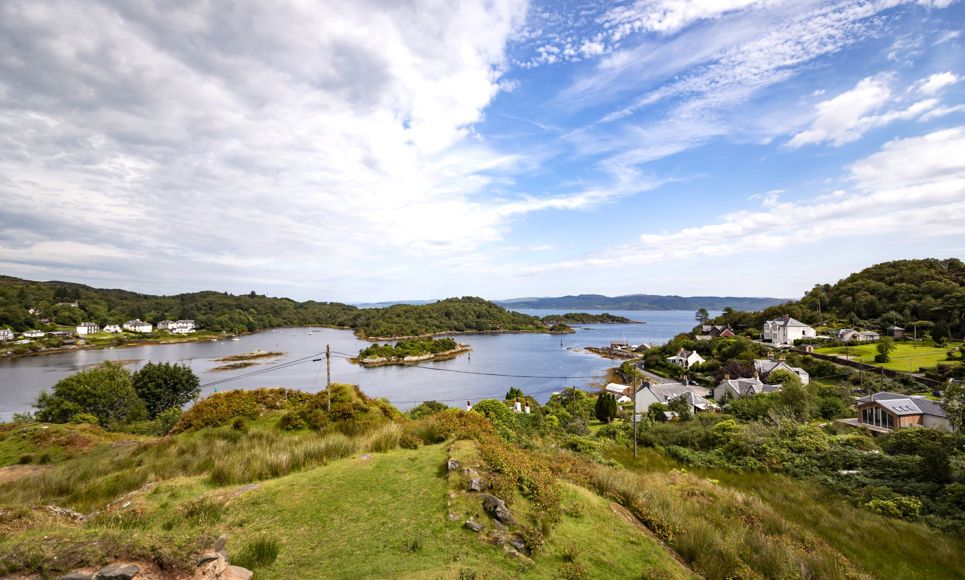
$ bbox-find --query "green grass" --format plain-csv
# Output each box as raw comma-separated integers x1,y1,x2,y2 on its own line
815,341,962,372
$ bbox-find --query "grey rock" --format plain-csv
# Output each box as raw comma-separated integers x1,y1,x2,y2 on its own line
467,478,484,492
464,519,483,532
482,494,516,525
94,563,140,580
446,458,460,471
509,536,528,553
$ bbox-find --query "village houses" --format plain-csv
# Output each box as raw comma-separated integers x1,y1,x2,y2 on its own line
762,315,816,345
633,382,717,416
0,329,13,342
157,320,196,334
696,324,736,341
103,324,122,333
666,349,705,368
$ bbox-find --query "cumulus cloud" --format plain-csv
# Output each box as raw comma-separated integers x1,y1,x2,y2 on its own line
915,71,960,95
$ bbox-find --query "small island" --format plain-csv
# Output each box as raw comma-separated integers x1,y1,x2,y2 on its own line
541,312,637,324
356,337,470,367
210,350,284,372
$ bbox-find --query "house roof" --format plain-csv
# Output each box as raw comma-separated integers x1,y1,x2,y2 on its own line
857,392,946,418
719,377,782,396
605,383,629,395
668,391,716,410
754,359,808,377
766,316,810,328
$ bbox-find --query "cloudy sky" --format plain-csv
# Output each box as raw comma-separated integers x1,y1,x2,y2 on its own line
1,0,963,302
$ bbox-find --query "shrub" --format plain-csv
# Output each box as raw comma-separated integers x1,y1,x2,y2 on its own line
70,413,100,425
35,363,146,427
407,400,448,420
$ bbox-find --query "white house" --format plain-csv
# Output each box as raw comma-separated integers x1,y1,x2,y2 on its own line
0,328,13,341
836,328,880,342
123,320,153,333
76,322,100,335
22,330,45,338
667,391,718,414
714,376,782,402
103,324,122,333
666,349,705,368
762,315,816,345
753,359,810,385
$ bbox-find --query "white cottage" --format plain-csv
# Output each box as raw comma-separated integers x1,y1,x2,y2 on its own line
75,322,100,335
0,328,13,341
666,349,705,368
123,320,153,333
103,324,122,333
753,359,810,385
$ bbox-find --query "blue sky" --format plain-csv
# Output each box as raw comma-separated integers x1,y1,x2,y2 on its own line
0,0,963,302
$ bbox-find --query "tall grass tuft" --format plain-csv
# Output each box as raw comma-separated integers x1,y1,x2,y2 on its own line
233,537,280,569
364,423,402,453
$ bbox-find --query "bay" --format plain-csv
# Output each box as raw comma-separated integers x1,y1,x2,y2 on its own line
0,309,710,420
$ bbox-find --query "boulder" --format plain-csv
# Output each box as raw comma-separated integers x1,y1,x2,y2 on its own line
446,458,460,471
464,519,483,532
223,565,254,580
509,536,528,553
482,494,516,525
467,478,484,492
94,563,140,580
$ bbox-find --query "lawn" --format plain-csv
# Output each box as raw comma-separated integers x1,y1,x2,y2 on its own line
815,340,962,372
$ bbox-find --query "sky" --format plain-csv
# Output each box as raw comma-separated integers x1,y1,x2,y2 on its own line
1,0,963,303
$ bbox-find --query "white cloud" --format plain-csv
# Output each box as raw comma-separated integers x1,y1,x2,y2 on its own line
916,71,960,95
788,72,955,147
601,0,779,37
3,1,675,297
515,126,965,274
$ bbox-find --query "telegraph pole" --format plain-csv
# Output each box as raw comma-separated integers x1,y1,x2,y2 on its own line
632,364,641,459
326,344,332,412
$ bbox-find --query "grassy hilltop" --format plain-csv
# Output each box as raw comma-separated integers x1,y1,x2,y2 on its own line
1,385,964,579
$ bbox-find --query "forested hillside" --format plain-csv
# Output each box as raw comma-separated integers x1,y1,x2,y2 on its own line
0,277,549,338
713,259,965,336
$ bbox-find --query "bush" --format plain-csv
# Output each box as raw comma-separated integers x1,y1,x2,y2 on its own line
35,363,146,427
132,362,200,419
407,401,448,420
70,413,100,425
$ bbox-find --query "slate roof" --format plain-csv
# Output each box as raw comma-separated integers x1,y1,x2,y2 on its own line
767,316,810,328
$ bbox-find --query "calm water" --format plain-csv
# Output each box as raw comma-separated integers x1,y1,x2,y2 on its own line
0,310,709,419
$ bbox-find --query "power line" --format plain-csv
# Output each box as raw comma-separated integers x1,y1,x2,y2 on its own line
329,350,602,379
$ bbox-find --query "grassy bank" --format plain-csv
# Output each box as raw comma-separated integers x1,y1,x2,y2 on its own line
815,340,961,372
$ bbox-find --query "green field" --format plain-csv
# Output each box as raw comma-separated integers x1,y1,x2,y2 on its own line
815,341,962,372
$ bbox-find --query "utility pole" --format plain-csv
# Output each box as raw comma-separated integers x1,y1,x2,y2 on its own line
632,364,642,459
326,344,332,412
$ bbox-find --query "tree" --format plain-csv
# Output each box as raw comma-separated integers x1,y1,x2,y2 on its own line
132,362,200,419
594,393,618,423
773,369,811,422
667,396,693,421
35,363,146,426
942,381,965,434
875,337,896,363
932,320,950,346
408,400,448,420
695,308,709,325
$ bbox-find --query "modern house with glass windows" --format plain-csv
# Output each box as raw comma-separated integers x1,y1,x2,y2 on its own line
854,392,950,432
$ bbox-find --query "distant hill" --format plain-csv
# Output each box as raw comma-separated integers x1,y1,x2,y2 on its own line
496,294,789,312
